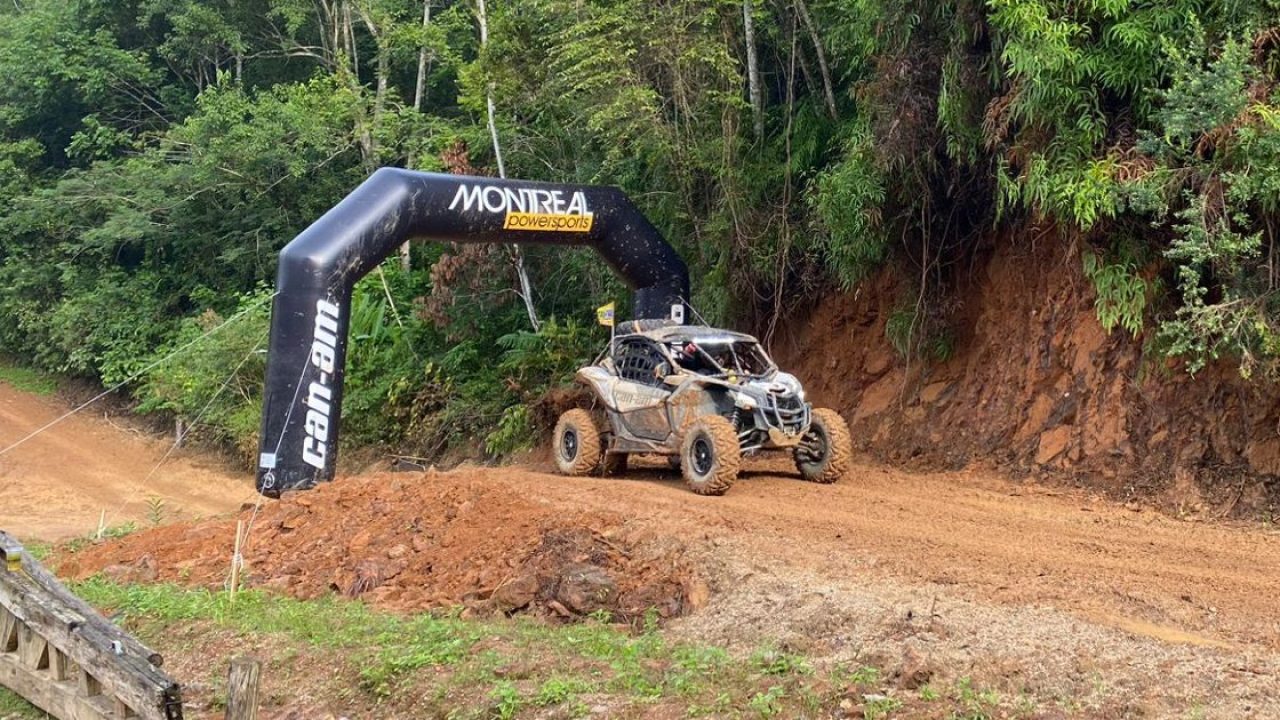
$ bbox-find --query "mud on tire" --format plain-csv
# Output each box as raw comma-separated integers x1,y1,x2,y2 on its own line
794,408,852,483
554,409,603,476
680,415,741,495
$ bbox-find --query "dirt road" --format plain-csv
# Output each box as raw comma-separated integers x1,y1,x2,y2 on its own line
69,454,1280,717
0,382,256,540
498,459,1280,716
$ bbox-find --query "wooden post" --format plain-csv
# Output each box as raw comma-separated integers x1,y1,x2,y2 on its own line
229,521,245,603
224,656,261,720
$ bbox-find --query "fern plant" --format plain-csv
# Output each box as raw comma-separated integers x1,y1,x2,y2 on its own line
1082,250,1152,337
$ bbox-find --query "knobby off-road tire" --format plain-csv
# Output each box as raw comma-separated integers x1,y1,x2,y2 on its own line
795,407,852,483
680,415,741,496
554,409,603,476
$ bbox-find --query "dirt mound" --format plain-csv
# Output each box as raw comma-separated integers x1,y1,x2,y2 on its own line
61,468,702,622
773,234,1280,516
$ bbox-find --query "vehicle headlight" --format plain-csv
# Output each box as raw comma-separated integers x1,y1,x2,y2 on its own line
775,372,806,401
734,393,756,411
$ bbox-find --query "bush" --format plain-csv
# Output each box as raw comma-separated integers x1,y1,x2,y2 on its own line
136,289,272,461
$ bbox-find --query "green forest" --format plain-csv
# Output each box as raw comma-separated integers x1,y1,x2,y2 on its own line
1,0,1278,463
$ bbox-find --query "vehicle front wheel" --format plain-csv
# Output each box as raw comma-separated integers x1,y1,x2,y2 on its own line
680,415,741,496
554,409,603,476
794,408,852,483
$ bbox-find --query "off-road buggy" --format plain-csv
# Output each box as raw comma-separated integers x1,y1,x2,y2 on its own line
552,321,852,495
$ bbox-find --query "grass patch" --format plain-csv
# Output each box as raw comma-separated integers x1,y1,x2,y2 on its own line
20,540,52,562
64,522,139,553
65,578,1033,719
0,360,57,396
0,688,44,719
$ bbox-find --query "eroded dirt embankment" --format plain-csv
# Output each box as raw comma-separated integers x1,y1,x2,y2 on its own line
773,236,1280,517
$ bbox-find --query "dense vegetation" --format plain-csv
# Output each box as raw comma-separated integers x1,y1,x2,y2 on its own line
1,0,1278,462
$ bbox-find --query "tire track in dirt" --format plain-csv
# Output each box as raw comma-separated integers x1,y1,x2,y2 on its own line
0,383,257,540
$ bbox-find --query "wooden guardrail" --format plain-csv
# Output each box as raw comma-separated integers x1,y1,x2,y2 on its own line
0,530,183,720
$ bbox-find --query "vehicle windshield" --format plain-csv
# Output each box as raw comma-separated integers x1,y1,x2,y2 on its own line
672,339,775,377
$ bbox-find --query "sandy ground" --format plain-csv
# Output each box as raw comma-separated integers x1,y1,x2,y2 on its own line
0,382,257,540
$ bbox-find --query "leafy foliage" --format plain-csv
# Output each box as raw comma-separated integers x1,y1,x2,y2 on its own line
2,0,1280,467
1082,250,1152,337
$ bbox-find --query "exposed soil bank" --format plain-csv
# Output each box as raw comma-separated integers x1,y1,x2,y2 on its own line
773,237,1280,517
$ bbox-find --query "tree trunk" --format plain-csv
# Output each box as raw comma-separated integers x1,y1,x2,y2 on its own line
343,2,358,75
476,0,540,331
743,0,763,141
792,0,837,119
415,1,433,112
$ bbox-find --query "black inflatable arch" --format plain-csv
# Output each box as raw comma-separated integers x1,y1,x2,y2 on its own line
256,168,690,496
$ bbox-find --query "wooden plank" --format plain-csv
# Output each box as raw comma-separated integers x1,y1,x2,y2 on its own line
1,532,164,667
1,607,17,652
18,623,49,670
78,667,101,697
224,657,261,720
0,650,113,720
51,647,69,681
0,529,183,720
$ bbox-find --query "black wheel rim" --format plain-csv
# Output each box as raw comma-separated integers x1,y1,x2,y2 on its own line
691,435,714,476
561,428,578,460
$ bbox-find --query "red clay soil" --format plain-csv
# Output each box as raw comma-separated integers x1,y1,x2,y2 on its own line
62,469,702,622
62,456,1280,653
61,459,1280,717
772,234,1280,517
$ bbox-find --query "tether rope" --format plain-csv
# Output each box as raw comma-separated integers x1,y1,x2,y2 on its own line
0,292,276,459
101,326,271,529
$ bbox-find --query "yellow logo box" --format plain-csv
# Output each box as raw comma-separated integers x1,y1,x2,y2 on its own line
503,212,594,232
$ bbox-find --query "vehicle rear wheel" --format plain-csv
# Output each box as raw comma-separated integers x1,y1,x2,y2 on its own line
554,409,603,476
794,408,852,483
680,415,740,496
600,452,628,476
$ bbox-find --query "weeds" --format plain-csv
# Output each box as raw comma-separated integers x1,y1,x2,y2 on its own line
145,496,167,526
750,645,812,676
885,302,954,363
865,694,904,720
66,521,138,552
65,578,1058,718
0,360,57,395
488,681,523,720
0,688,43,719
22,540,52,562
748,685,787,717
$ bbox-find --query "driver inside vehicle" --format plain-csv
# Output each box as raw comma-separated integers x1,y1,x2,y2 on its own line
674,342,714,375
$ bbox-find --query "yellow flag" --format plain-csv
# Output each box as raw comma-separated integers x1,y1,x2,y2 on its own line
596,302,615,327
